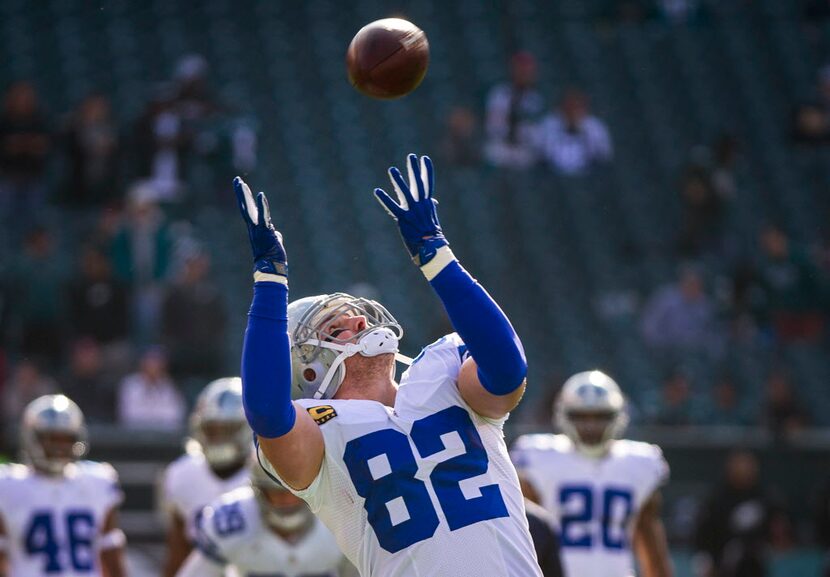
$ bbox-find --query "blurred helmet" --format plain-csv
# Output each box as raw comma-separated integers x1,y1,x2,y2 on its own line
250,455,314,533
21,395,88,475
288,292,408,400
554,371,628,458
190,378,251,469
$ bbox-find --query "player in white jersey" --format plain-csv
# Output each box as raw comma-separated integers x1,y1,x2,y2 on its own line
511,371,673,577
177,457,351,577
0,395,126,577
234,154,541,577
161,377,252,577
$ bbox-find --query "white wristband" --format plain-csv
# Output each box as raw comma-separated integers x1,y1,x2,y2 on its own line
98,528,126,551
420,246,456,281
253,271,288,285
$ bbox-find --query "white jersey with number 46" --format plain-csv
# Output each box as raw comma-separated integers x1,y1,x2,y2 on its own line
510,434,669,577
259,333,542,577
0,461,123,577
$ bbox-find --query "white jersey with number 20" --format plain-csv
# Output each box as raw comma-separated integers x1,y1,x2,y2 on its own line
259,333,542,577
511,434,669,577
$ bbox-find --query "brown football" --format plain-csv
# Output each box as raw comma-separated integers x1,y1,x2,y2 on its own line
346,18,429,99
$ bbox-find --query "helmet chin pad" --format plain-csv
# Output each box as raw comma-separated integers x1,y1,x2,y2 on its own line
293,328,401,400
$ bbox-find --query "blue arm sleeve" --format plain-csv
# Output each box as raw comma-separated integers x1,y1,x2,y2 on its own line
241,282,296,438
429,260,527,395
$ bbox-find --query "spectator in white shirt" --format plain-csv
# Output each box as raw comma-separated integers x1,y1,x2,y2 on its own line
537,88,613,175
484,52,545,169
118,347,186,430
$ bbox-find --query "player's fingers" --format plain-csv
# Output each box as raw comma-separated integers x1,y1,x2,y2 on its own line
234,177,258,224
388,167,412,210
374,188,403,219
256,192,272,227
420,155,434,199
406,153,422,202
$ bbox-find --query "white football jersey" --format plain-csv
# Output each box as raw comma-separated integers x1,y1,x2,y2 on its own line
0,461,123,577
510,434,669,577
161,450,250,538
260,333,542,577
177,486,344,577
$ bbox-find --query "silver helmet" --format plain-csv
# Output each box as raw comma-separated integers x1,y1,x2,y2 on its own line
190,377,251,469
250,455,314,533
288,292,409,400
554,370,629,457
21,395,88,475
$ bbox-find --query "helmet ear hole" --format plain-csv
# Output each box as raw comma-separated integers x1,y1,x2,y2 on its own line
302,368,317,382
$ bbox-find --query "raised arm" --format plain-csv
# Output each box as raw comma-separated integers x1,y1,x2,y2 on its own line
234,177,323,490
374,154,527,419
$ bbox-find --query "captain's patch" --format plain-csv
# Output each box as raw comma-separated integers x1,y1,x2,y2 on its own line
307,405,337,425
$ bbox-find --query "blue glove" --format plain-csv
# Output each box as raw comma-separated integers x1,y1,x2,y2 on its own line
233,176,288,279
374,154,449,266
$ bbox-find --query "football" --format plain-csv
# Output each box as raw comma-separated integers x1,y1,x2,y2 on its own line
346,18,430,99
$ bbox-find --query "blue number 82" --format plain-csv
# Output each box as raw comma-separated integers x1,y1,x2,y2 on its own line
343,406,509,553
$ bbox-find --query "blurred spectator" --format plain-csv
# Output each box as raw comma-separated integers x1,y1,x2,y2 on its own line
68,244,130,345
792,101,830,145
133,95,189,201
0,81,52,239
761,370,808,437
441,106,480,167
752,225,826,342
161,251,227,382
653,371,692,426
484,52,545,170
7,227,68,364
537,88,613,176
793,65,830,145
641,266,719,354
85,204,123,251
61,338,113,423
61,93,121,207
170,54,222,123
694,451,773,577
708,375,748,427
676,166,724,257
117,347,185,430
111,183,173,344
710,134,740,202
1,359,56,423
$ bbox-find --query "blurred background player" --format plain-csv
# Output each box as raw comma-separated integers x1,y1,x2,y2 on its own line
0,395,126,577
511,371,672,577
237,154,538,576
176,456,353,577
159,377,251,577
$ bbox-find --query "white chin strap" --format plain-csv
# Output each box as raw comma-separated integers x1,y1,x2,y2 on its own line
306,327,412,400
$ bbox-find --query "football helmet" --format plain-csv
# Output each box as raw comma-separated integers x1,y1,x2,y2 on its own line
554,370,628,457
250,455,313,533
190,377,251,469
288,292,411,400
21,395,88,475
